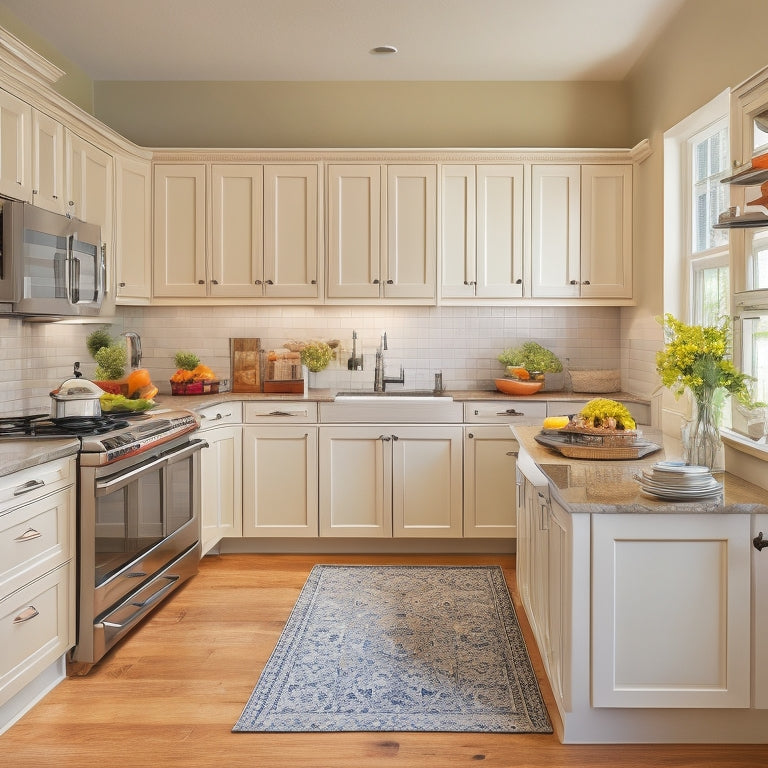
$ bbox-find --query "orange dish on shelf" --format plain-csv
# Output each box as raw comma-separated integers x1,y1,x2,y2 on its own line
494,378,544,395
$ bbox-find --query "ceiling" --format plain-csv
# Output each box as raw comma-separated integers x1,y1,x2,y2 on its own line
0,0,686,82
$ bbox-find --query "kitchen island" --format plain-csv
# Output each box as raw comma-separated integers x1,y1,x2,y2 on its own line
513,424,768,744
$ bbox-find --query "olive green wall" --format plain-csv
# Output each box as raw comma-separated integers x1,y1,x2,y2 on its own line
0,7,93,113
92,80,629,149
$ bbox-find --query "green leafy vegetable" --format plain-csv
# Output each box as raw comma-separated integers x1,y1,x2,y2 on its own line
93,345,127,380
497,342,563,373
86,327,115,358
174,351,201,371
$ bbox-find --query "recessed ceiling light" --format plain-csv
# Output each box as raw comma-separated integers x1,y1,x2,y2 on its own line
371,45,398,55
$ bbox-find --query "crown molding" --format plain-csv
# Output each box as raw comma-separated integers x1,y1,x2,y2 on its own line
0,26,63,85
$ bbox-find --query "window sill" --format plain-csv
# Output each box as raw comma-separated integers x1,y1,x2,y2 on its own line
721,428,768,461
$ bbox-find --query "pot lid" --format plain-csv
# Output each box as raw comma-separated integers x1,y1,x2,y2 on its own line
50,378,106,400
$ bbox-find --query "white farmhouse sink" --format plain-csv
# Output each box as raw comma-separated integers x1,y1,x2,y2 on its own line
322,392,461,423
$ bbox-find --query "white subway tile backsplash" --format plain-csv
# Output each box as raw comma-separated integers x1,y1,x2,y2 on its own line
0,304,646,416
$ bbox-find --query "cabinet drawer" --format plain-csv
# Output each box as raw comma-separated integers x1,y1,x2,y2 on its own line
0,485,75,598
464,400,547,424
0,457,75,512
0,563,73,707
197,401,243,427
244,401,317,423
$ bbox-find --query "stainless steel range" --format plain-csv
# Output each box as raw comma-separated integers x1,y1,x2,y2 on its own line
0,409,206,674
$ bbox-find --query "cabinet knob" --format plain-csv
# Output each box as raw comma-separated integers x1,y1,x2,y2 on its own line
755,532,768,551
254,279,263,285
266,279,274,285
311,279,317,284
386,279,394,284
68,200,74,206
569,279,578,285
198,279,205,284
468,432,474,438
118,281,126,287
32,189,38,194
379,435,391,441
373,278,380,284
515,278,522,284
582,280,591,285
211,279,219,285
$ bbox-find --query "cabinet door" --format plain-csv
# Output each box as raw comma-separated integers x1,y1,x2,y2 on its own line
243,426,318,537
327,164,382,299
153,164,207,297
463,425,518,538
384,164,437,300
441,164,476,298
210,164,264,297
318,426,392,537
530,164,580,298
31,110,65,213
476,164,524,298
580,164,632,299
115,154,152,302
263,164,320,298
0,89,31,200
592,513,751,708
391,426,462,537
752,514,768,709
200,425,242,553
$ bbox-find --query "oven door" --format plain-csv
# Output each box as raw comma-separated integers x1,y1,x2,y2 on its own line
74,438,205,666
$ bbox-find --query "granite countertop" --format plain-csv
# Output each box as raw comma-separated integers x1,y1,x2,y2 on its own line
513,425,768,515
161,388,649,411
0,438,80,478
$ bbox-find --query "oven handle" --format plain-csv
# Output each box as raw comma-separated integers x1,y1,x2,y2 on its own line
95,439,208,495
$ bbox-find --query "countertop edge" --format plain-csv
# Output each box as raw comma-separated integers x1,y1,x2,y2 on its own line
0,438,80,478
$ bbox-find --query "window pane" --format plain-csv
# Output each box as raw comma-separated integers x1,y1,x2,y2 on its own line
743,315,768,405
691,127,729,253
693,264,729,325
747,230,768,290
753,110,768,155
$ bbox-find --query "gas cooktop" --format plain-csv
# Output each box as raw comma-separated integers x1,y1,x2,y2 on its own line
0,413,131,438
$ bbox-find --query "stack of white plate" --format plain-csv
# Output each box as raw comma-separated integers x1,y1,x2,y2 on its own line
636,460,723,500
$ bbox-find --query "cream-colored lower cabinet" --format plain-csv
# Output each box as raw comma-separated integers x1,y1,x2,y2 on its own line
242,426,318,537
318,425,462,537
592,513,751,709
463,425,519,537
754,514,768,709
200,424,243,553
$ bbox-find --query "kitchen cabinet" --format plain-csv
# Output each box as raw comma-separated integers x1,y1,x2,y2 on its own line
114,154,152,302
462,399,546,538
153,163,207,297
326,164,437,302
441,164,524,299
318,425,462,537
199,402,243,553
0,456,75,709
243,427,318,537
754,514,768,709
0,88,31,200
531,164,632,299
154,163,321,300
30,109,65,213
242,401,318,537
592,513,751,708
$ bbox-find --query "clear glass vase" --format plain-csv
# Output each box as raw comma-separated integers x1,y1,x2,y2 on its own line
682,387,722,469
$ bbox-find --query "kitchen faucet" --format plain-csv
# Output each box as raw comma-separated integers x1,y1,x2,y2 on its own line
373,332,405,392
123,331,142,369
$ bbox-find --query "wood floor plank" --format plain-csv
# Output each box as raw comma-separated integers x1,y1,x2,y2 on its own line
2,552,765,768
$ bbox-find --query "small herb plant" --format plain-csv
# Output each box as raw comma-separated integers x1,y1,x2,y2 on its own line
93,344,127,380
300,341,333,372
498,342,563,373
174,351,201,371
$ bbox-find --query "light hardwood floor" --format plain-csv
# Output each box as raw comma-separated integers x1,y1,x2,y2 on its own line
2,552,764,768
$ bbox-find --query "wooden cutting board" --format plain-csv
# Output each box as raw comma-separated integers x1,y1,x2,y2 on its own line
231,338,261,392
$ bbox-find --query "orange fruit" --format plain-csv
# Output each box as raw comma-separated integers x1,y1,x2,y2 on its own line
126,368,152,396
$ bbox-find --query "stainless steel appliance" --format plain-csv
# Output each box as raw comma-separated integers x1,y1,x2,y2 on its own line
0,409,205,674
0,199,104,318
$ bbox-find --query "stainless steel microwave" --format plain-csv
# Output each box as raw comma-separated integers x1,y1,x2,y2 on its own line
0,199,104,319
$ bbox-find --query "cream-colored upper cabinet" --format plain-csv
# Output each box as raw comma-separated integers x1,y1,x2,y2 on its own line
530,164,581,298
326,164,382,299
31,109,65,213
580,164,632,299
531,164,632,299
0,89,31,200
441,164,524,299
115,154,152,302
65,132,113,233
153,163,207,297
326,163,436,302
263,164,321,299
210,164,264,298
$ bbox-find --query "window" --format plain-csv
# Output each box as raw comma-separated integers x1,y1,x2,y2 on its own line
687,118,730,326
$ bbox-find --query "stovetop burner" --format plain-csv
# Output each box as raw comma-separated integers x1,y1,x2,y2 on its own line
0,413,130,438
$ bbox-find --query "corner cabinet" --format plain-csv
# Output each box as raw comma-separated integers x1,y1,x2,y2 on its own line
326,163,437,302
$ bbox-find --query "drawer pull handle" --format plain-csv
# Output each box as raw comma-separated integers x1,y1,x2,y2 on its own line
506,451,519,458
265,410,306,417
15,527,42,542
755,532,768,551
497,409,523,416
13,479,45,496
13,606,39,624
201,412,232,420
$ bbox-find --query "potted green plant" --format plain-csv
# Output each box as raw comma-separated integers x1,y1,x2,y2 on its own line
497,342,564,391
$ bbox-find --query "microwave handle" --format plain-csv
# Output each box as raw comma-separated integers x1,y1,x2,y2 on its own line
66,234,79,305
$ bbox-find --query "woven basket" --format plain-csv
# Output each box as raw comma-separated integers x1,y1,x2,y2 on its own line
569,369,621,394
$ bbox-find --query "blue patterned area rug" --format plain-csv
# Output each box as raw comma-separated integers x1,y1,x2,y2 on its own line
232,564,552,733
